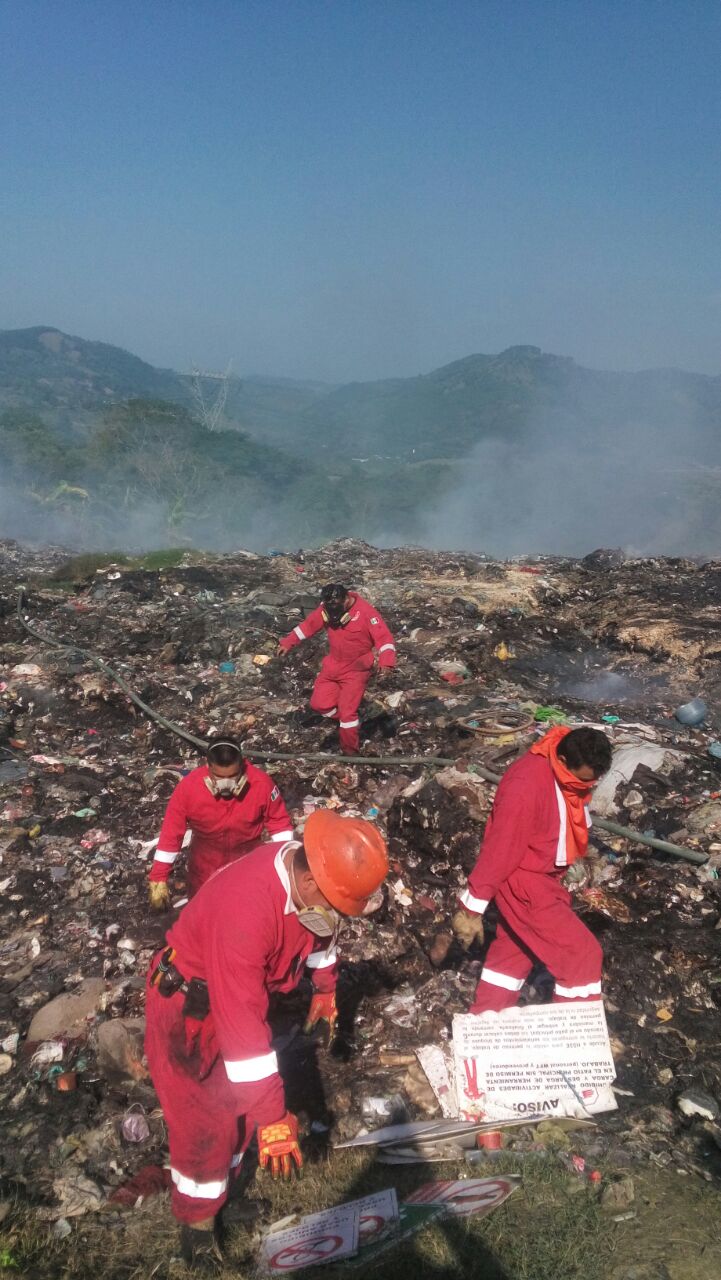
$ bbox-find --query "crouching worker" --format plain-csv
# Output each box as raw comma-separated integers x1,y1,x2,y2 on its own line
145,813,388,1270
148,736,293,908
453,726,612,1012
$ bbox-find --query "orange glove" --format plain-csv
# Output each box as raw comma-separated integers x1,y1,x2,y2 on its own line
258,1111,303,1180
303,991,338,1043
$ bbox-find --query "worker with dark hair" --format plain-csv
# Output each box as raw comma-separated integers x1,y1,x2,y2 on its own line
148,736,292,908
277,583,397,755
453,725,613,1011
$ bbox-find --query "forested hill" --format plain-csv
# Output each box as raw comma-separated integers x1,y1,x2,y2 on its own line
3,326,721,463
2,326,721,553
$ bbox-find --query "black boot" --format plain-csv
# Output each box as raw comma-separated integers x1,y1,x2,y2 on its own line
179,1223,222,1272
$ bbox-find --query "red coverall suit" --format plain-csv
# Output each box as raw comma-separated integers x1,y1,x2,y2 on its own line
279,593,396,753
145,843,337,1225
459,751,603,1011
148,763,293,896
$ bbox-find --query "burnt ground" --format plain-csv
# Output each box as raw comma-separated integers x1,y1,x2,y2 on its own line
0,538,720,1269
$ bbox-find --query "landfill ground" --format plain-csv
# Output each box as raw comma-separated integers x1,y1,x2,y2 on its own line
1,536,720,1279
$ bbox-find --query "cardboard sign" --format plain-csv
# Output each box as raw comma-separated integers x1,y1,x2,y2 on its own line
260,1204,359,1273
346,1203,444,1270
260,1190,399,1274
356,1188,399,1245
405,1176,520,1219
453,1003,617,1121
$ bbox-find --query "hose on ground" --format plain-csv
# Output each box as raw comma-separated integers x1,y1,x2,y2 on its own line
15,592,707,865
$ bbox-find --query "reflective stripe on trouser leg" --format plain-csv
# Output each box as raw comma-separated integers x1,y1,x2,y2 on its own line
492,871,603,1010
171,1169,228,1199
145,977,245,1225
479,967,525,992
553,980,602,1000
471,914,534,1014
337,670,369,755
310,671,341,718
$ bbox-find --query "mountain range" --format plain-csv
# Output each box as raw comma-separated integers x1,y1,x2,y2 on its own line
1,325,720,554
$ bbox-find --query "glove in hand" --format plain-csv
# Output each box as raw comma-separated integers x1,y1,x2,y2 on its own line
451,907,485,950
148,881,171,912
303,991,338,1044
258,1111,303,1180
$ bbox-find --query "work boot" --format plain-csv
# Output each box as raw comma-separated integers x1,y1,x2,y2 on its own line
220,1193,271,1229
179,1222,222,1272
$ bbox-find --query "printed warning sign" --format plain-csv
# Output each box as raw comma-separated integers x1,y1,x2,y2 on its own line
356,1188,399,1245
259,1204,359,1273
260,1190,399,1274
453,1002,617,1121
406,1177,519,1219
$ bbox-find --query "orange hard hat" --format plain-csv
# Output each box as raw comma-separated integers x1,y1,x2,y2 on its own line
303,810,389,916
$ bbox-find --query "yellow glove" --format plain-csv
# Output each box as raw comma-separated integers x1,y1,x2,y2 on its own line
258,1112,303,1180
451,907,485,950
148,880,171,912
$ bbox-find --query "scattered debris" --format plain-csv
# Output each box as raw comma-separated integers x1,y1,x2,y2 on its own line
2,537,721,1227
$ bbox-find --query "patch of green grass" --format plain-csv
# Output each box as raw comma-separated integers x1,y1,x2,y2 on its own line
48,551,130,582
46,547,202,586
134,548,192,571
0,1151,614,1280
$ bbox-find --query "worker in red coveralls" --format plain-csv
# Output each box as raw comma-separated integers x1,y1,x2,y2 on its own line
277,583,397,755
452,726,612,1011
145,812,388,1270
147,737,293,909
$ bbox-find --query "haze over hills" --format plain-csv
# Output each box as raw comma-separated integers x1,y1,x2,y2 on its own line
1,325,720,555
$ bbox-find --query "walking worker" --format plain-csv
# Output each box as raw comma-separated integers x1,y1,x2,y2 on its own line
277,583,397,755
145,813,389,1270
147,737,293,907
452,725,612,1011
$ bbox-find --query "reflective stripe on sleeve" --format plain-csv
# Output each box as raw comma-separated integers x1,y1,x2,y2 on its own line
293,625,305,640
271,830,293,842
171,1168,228,1199
224,1050,278,1083
339,719,359,729
554,980,602,999
479,967,525,992
305,947,338,970
153,849,178,864
378,643,396,654
458,888,489,914
230,1152,243,1169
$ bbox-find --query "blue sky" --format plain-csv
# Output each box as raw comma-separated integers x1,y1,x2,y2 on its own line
2,0,720,381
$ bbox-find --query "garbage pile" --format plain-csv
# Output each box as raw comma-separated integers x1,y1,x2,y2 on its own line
0,537,720,1226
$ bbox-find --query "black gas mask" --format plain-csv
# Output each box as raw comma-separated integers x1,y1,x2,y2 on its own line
321,585,351,629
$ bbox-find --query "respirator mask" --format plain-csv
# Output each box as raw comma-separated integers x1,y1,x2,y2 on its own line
321,587,351,629
288,849,341,939
321,604,350,629
204,741,249,799
204,772,249,798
